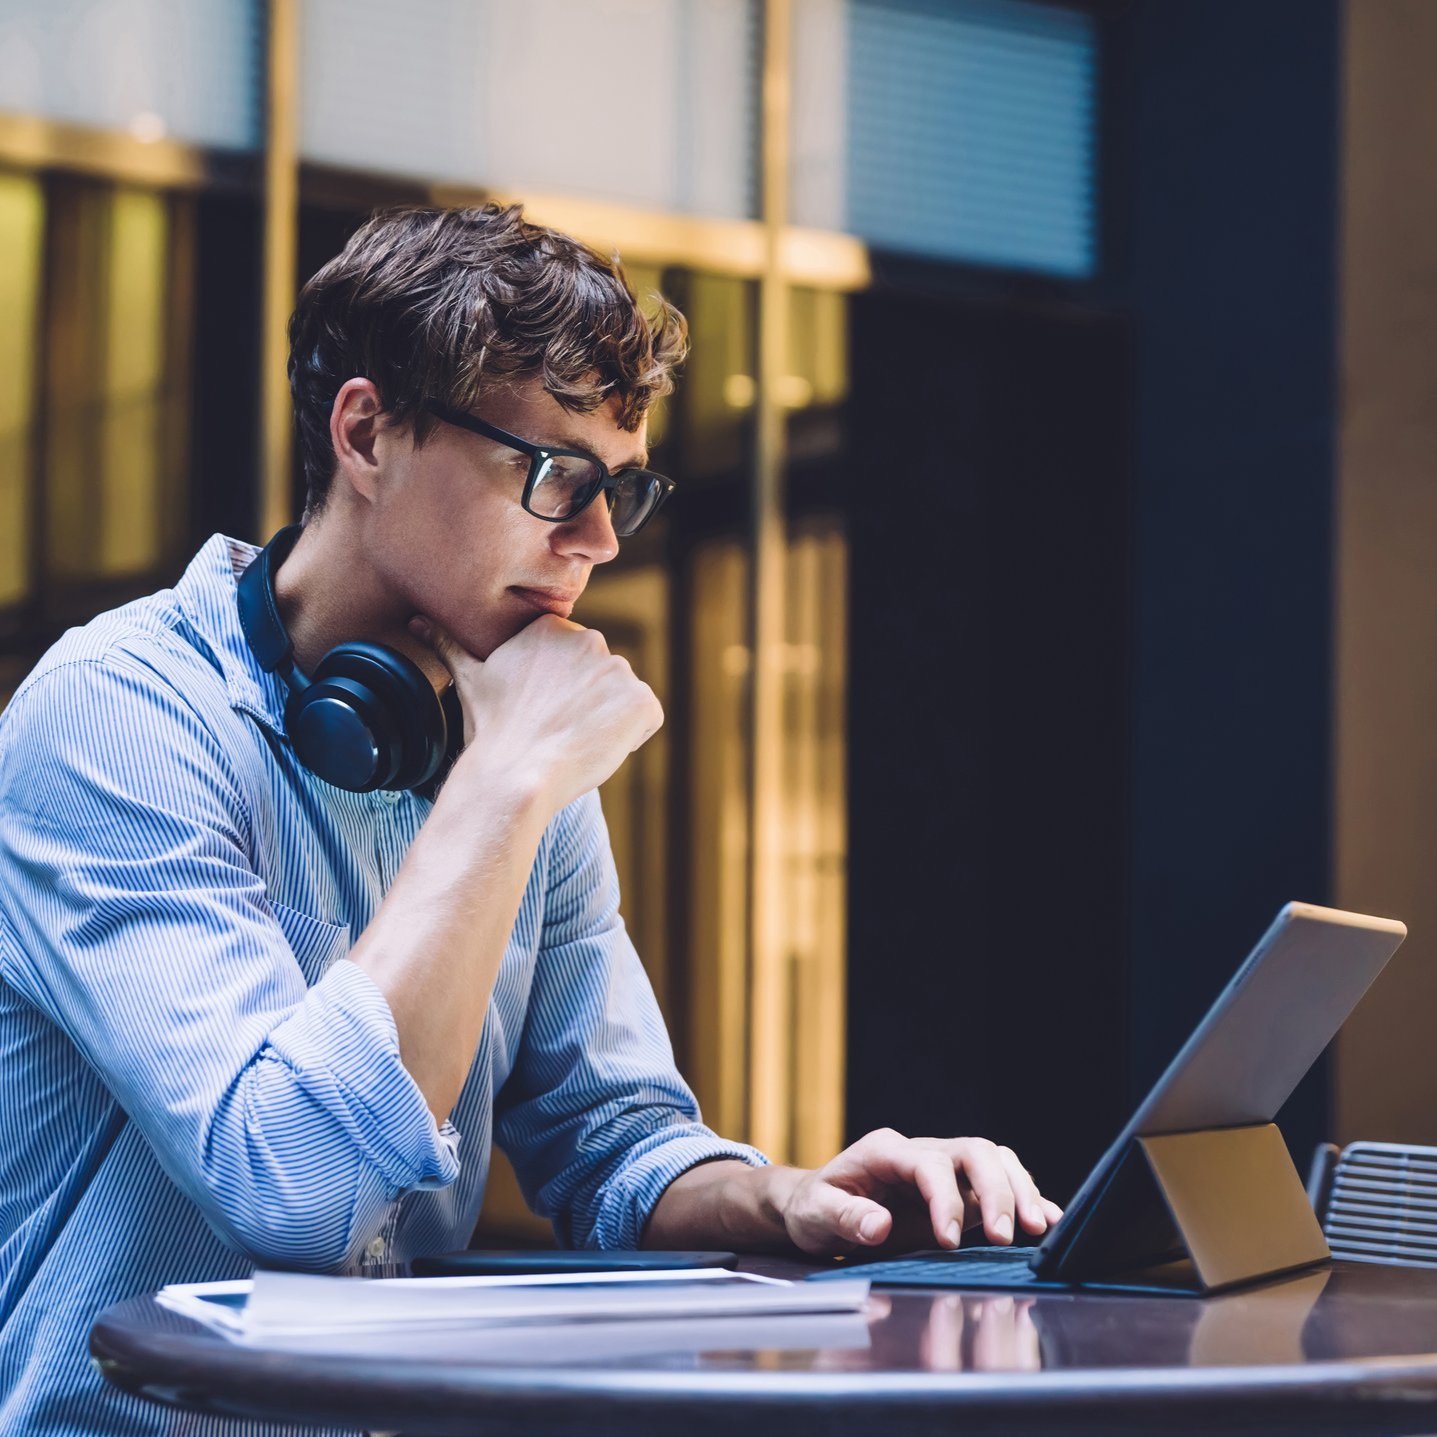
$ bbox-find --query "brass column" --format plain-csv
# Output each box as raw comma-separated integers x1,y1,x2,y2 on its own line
259,0,299,537
747,0,794,1159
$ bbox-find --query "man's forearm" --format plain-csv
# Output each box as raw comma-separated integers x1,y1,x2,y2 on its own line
642,1160,802,1251
346,758,551,1123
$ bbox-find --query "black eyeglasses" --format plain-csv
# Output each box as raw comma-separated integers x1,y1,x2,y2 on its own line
425,403,675,538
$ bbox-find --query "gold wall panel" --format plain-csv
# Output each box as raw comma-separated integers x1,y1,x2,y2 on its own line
0,172,43,608
44,182,180,583
687,539,755,1142
687,521,847,1166
99,187,168,575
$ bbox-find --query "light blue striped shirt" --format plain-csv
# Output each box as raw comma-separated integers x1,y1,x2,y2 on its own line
0,533,765,1437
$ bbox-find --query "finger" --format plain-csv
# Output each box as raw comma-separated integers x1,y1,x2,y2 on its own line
942,1161,1000,1241
407,615,463,673
910,1150,966,1249
632,683,665,749
883,1205,956,1254
848,1132,965,1248
1042,1197,1065,1225
996,1147,1050,1235
947,1140,1017,1246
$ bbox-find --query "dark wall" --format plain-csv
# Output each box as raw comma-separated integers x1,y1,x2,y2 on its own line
844,0,1343,1198
189,192,262,548
1333,0,1437,1146
845,290,1133,1204
1118,0,1340,1165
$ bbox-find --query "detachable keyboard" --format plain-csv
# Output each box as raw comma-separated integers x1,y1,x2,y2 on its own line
807,1246,1057,1290
806,1245,1216,1297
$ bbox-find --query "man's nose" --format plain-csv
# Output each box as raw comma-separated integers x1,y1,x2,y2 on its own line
553,495,620,565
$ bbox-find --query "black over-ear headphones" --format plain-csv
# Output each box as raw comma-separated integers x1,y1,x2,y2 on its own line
236,525,461,794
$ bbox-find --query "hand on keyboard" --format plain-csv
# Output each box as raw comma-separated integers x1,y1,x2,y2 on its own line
774,1129,1064,1258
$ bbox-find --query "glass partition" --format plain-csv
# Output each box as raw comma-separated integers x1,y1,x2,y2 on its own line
793,0,1098,277
301,0,760,219
0,0,262,149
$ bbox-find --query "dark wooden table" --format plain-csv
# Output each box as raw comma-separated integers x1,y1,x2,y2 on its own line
90,1257,1437,1435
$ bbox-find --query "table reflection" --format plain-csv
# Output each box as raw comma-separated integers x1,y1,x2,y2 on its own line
859,1291,1041,1373
853,1268,1343,1374
922,1293,1040,1372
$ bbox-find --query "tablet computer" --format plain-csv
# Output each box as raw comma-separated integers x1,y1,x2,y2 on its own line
1034,901,1406,1282
813,901,1406,1294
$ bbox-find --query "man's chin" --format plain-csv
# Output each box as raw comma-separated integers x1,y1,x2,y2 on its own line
442,594,566,662
473,610,539,659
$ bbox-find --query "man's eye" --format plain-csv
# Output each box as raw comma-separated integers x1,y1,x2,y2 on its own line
551,456,599,482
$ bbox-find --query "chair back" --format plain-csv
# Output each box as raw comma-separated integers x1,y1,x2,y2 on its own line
1308,1140,1437,1268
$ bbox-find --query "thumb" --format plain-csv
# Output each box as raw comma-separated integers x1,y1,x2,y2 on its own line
807,1182,892,1248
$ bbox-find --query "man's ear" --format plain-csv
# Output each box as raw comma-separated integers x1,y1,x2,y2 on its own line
329,378,385,503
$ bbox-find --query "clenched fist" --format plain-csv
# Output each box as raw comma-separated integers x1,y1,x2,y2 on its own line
410,612,662,815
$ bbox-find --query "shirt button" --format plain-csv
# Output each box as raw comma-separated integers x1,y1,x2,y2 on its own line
377,789,402,805
367,1236,387,1260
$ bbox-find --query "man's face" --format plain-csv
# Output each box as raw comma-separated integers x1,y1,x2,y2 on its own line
362,376,646,659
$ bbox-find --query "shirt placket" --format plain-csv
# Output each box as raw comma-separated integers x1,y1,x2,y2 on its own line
362,791,421,1280
361,1201,404,1276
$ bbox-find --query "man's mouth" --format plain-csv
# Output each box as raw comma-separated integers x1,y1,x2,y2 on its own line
509,586,581,618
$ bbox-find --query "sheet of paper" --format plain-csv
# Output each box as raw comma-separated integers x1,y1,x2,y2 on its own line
221,1309,874,1363
156,1266,750,1334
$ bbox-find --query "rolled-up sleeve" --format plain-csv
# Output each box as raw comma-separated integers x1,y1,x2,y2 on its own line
0,656,458,1272
496,791,766,1249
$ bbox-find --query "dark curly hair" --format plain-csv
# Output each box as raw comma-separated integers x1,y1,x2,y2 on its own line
288,203,688,518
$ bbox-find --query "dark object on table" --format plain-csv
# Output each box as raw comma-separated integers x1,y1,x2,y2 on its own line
410,1248,738,1277
1311,1140,1437,1269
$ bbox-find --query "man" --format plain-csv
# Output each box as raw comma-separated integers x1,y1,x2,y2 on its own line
0,204,1061,1435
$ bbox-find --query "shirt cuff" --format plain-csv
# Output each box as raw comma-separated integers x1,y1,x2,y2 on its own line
264,958,462,1196
589,1128,769,1250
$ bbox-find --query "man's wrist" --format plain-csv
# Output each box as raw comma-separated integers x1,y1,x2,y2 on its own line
718,1161,804,1249
644,1158,805,1251
754,1162,803,1234
438,749,552,830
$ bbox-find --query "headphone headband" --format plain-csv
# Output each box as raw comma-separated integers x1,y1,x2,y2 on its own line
236,524,303,678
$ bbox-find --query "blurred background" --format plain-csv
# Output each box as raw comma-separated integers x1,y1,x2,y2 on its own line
1,0,1434,1245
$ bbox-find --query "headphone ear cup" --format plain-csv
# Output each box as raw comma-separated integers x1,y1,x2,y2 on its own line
239,527,447,793
303,642,448,792
286,673,399,792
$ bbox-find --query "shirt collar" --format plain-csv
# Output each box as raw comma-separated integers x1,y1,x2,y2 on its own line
173,533,292,737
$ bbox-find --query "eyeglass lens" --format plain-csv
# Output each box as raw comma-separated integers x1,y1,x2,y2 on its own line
529,455,662,537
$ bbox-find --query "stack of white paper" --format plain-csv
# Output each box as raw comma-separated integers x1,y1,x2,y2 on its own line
156,1267,871,1350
